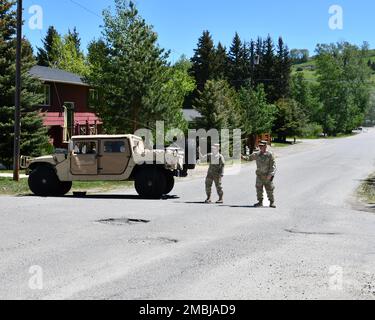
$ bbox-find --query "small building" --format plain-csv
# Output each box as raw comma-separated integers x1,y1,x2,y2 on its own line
29,66,102,148
182,108,202,123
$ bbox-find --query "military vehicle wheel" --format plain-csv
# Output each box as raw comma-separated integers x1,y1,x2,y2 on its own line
164,173,175,195
135,167,167,199
56,181,72,196
28,166,60,197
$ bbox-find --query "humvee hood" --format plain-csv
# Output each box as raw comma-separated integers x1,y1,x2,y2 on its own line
34,155,54,161
31,155,56,164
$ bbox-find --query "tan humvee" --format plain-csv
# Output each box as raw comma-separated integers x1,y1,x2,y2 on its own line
22,134,195,199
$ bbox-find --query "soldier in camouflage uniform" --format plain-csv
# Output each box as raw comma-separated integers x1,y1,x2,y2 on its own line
200,144,225,204
242,141,276,208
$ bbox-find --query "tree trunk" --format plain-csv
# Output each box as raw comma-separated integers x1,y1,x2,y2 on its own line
249,134,256,154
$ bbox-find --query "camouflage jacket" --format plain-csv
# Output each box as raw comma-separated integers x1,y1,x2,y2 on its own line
202,153,225,176
245,151,276,177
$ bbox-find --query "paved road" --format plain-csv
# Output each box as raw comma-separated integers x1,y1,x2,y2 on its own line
1,130,375,300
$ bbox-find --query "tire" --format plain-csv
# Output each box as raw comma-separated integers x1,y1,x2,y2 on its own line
28,166,60,197
135,167,167,199
164,173,175,195
56,181,72,196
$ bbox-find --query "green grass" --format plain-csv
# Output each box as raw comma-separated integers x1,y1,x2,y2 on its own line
271,142,295,148
0,170,26,174
0,177,30,195
286,132,356,140
292,53,375,85
0,177,133,196
292,59,318,83
357,174,375,204
323,133,357,139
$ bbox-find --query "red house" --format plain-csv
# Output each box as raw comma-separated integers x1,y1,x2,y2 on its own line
29,66,102,148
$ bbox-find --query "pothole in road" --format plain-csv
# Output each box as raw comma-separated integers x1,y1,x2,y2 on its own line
128,237,178,245
96,218,150,226
284,229,340,236
361,283,375,297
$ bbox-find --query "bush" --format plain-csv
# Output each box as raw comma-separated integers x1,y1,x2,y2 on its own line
301,123,323,138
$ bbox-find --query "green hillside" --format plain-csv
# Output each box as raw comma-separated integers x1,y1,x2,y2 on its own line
292,51,375,87
292,60,317,82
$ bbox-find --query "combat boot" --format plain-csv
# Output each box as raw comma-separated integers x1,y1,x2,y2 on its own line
216,196,223,204
270,202,276,208
254,201,263,208
205,198,212,204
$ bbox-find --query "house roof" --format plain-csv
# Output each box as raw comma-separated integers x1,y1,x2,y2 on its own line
29,65,89,87
42,112,102,126
183,108,201,122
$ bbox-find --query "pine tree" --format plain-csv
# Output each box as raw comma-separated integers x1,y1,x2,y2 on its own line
248,40,256,86
212,42,228,80
67,27,81,56
261,35,276,102
190,30,216,93
0,0,49,167
36,25,60,66
227,32,250,90
51,33,89,76
253,37,264,88
86,0,188,133
274,37,292,101
193,79,239,131
185,30,217,109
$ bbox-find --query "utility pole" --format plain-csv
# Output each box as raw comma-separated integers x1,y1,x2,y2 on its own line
13,0,22,181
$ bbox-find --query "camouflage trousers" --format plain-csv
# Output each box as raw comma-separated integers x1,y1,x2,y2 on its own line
205,174,223,198
256,175,275,203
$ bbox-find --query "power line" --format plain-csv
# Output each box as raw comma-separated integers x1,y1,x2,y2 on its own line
68,0,102,19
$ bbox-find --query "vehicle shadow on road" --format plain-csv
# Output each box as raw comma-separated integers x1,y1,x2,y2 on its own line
71,194,180,201
219,205,258,209
18,194,180,201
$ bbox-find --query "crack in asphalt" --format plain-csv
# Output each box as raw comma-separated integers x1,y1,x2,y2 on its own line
284,229,341,236
96,218,150,225
128,237,179,245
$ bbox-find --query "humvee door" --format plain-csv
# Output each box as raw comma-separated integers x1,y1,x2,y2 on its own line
71,140,98,175
98,139,131,175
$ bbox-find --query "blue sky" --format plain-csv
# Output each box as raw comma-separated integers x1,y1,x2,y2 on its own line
23,0,374,62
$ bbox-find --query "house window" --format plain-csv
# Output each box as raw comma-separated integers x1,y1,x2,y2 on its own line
41,84,51,106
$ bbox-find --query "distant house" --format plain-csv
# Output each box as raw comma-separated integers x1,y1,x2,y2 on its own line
29,66,204,149
29,66,102,148
182,108,201,123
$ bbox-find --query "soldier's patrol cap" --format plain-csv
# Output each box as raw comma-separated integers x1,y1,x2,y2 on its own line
212,144,220,148
259,140,268,146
